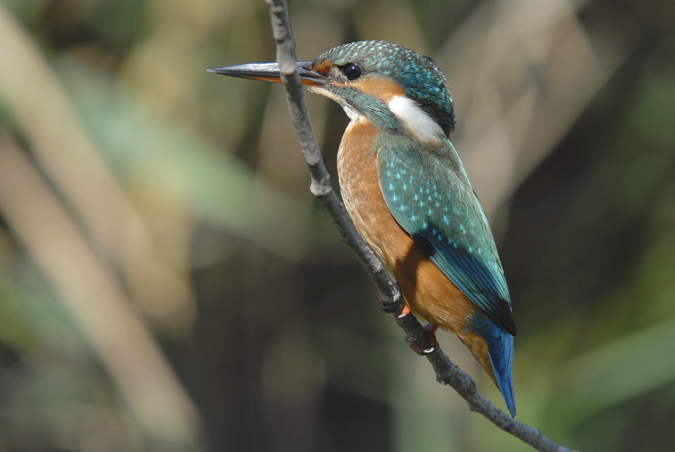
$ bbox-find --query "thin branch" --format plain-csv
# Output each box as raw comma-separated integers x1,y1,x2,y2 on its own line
265,0,402,308
264,1,576,451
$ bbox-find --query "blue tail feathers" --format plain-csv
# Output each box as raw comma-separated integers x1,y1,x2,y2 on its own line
487,324,516,417
476,317,516,417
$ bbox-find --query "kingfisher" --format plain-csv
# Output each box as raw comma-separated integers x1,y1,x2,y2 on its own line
209,40,516,416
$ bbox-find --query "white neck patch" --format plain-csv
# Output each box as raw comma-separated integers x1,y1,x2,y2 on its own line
387,95,444,145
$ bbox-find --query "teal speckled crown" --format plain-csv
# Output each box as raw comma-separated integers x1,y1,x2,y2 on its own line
314,40,456,136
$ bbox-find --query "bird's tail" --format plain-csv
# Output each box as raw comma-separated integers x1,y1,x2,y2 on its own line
485,323,516,417
457,318,516,417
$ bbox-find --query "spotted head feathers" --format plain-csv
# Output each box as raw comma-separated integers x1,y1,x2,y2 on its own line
310,41,456,142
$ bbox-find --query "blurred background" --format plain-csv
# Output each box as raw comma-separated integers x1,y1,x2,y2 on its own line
0,0,674,451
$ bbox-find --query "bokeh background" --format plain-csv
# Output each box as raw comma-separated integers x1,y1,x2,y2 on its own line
1,0,674,451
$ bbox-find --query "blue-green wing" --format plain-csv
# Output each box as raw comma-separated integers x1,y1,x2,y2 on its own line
378,140,516,336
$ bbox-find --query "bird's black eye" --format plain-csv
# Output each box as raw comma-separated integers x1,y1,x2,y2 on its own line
342,63,362,80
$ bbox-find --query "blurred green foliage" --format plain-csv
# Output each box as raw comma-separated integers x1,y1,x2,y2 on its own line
0,0,674,451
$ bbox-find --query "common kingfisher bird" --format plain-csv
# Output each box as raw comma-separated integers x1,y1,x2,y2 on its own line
209,40,516,416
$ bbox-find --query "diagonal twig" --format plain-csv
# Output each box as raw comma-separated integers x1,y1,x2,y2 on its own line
264,1,576,451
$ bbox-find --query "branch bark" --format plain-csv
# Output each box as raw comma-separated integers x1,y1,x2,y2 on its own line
264,1,576,451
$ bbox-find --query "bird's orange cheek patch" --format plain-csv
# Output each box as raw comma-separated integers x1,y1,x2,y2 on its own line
350,75,406,103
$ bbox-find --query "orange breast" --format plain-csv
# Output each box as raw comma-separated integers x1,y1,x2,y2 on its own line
337,118,496,383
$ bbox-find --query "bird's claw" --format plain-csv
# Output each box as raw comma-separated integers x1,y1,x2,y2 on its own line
406,324,438,355
378,295,412,319
397,304,411,319
378,294,398,313
378,296,435,354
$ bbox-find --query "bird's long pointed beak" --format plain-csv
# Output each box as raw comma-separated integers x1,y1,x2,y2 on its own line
207,61,325,87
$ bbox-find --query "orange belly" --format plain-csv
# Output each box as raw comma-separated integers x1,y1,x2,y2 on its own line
337,118,496,383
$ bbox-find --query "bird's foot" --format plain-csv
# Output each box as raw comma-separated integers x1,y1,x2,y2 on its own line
378,295,411,319
406,324,438,355
378,294,398,313
378,296,434,353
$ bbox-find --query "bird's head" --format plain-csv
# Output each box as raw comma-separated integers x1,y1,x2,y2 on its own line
209,40,456,145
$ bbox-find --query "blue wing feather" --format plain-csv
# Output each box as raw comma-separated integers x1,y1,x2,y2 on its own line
378,139,516,336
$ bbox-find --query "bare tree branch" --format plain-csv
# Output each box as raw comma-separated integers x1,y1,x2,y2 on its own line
264,1,576,451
